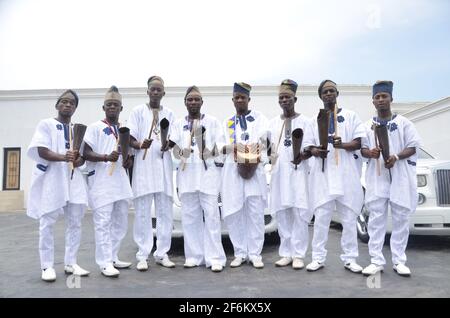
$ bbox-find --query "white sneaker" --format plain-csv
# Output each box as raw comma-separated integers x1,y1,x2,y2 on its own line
292,258,305,270
393,263,411,277
362,264,384,276
113,260,132,269
306,261,325,272
344,262,363,273
155,256,176,268
251,259,264,269
101,264,120,277
211,264,223,272
184,260,198,268
275,257,292,267
64,264,90,276
136,260,148,271
41,268,56,282
230,257,244,268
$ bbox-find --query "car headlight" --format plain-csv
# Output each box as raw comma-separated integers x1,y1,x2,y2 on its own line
418,193,426,205
417,175,427,187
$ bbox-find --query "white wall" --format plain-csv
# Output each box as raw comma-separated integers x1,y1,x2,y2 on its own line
403,97,450,160
0,84,397,208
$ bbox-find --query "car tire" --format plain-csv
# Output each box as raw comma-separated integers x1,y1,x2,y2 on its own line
356,209,370,244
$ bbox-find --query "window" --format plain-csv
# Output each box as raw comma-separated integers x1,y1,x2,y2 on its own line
3,148,21,190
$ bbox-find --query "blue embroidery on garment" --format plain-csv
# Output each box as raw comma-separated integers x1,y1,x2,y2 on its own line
103,127,113,136
246,115,255,122
56,124,63,130
87,170,95,177
241,132,249,141
183,125,189,131
407,160,416,166
284,139,292,147
337,116,345,123
328,136,334,144
65,143,70,149
353,154,359,159
389,122,398,132
36,164,48,172
237,115,247,131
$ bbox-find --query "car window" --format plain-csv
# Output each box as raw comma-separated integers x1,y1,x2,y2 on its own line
418,148,434,159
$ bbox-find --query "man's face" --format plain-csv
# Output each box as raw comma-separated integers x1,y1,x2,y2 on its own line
147,83,165,103
103,100,123,118
373,92,392,113
320,87,338,105
232,92,250,113
278,93,297,112
185,94,203,116
56,94,77,117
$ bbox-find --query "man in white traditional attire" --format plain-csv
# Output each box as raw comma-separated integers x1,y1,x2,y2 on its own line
27,89,90,282
169,86,226,272
83,86,134,277
268,79,313,270
304,80,366,273
361,81,421,277
220,82,269,269
127,76,176,271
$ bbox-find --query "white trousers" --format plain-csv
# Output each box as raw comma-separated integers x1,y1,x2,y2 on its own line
224,196,265,262
181,192,226,267
93,200,129,268
133,192,173,261
366,198,410,266
276,208,310,259
39,203,85,269
311,200,359,264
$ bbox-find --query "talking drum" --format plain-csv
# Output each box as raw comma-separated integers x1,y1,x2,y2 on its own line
236,149,260,180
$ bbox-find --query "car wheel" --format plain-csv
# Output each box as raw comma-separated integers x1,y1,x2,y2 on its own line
356,208,370,243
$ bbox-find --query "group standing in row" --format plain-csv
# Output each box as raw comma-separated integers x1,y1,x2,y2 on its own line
27,76,421,282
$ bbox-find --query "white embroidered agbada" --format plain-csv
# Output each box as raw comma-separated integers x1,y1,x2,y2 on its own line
220,110,269,218
171,114,225,196
269,114,313,219
127,104,175,199
362,114,421,213
304,108,366,215
83,120,133,210
27,118,88,219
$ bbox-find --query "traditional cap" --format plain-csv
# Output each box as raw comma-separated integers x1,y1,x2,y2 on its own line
372,80,393,98
56,89,79,107
185,85,202,99
233,82,252,96
279,79,298,96
147,75,164,87
104,85,122,103
318,79,338,98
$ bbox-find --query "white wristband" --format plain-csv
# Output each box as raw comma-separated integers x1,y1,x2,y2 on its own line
394,154,400,161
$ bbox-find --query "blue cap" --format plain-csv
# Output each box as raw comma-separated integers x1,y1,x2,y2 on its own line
373,80,393,98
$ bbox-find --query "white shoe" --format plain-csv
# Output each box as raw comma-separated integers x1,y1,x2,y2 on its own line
344,262,363,273
292,258,305,270
230,257,244,268
393,263,411,277
136,260,148,271
211,264,223,272
64,264,90,276
251,259,264,269
184,260,198,268
113,260,132,269
306,261,325,272
101,264,120,277
275,257,292,267
41,268,56,282
362,264,384,276
155,256,176,268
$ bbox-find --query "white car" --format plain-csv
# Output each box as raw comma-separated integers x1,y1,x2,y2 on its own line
334,148,450,242
148,161,278,238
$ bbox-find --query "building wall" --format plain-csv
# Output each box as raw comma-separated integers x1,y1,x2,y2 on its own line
0,84,421,209
403,97,450,160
